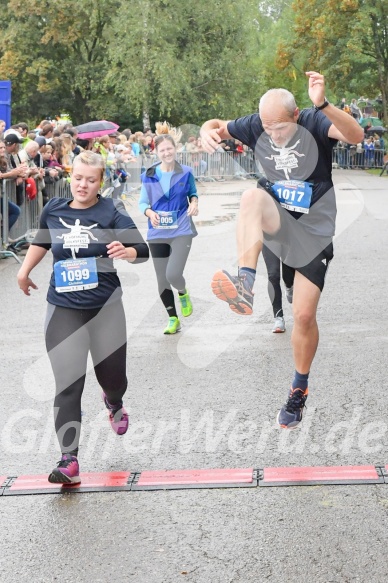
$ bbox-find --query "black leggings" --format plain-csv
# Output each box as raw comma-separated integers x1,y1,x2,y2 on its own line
45,300,128,455
148,236,192,318
262,244,295,317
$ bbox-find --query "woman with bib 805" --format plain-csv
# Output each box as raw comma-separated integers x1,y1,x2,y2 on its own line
139,122,199,334
17,151,149,484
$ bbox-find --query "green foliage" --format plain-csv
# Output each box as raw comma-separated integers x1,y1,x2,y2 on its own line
0,0,386,127
276,0,388,121
0,0,117,124
106,0,261,125
0,0,266,127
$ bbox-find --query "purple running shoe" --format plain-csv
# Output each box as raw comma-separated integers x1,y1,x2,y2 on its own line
48,454,81,484
102,393,129,435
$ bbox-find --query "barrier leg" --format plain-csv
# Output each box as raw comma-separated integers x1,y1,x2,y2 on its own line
0,248,22,263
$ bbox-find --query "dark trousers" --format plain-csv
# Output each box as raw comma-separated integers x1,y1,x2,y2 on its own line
262,244,295,317
45,300,128,454
0,197,20,231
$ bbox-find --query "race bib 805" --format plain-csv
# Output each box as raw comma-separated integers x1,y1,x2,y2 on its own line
155,211,178,229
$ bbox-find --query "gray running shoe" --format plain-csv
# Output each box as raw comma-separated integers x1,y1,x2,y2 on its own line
285,285,294,304
211,270,254,315
277,387,308,429
272,316,286,333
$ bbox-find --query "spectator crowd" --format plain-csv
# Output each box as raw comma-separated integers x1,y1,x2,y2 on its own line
335,96,386,169
0,105,386,255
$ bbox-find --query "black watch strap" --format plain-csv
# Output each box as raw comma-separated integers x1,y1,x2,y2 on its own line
314,99,329,111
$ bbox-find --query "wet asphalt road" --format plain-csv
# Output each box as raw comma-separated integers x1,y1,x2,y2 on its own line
1,169,388,582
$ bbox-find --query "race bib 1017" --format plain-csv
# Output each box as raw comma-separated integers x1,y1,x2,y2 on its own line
271,180,313,214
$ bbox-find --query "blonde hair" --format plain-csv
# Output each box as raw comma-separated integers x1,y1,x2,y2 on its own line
73,150,105,181
155,121,182,143
99,135,110,146
61,133,74,155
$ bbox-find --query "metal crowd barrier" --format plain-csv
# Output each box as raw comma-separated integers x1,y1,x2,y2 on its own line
109,151,260,182
0,180,19,262
115,158,144,191
44,178,72,199
177,149,386,175
103,151,259,185
332,147,386,169
179,149,386,175
179,148,386,175
85,158,147,198
177,150,258,180
1,179,43,263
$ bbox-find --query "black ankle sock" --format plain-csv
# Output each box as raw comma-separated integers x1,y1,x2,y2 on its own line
105,397,123,410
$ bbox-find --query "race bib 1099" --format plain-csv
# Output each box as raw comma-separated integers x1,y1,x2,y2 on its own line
54,257,98,293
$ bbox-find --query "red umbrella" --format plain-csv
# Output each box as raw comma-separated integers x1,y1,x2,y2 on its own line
75,120,119,139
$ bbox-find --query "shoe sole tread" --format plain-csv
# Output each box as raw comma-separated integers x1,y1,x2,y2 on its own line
48,470,81,484
211,271,253,315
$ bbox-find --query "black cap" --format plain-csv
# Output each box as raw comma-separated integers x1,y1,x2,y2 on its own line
4,133,23,145
34,136,47,147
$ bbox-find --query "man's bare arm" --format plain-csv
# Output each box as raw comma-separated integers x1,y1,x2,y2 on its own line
306,71,364,144
200,119,233,153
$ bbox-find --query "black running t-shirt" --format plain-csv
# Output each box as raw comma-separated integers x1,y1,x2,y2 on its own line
32,197,148,309
228,108,339,236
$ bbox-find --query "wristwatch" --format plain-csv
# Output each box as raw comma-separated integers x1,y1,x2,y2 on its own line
314,99,330,111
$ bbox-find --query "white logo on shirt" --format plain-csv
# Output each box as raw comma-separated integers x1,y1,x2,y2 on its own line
265,139,305,179
56,217,99,259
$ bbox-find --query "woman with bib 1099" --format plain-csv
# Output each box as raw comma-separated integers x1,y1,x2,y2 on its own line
17,150,149,484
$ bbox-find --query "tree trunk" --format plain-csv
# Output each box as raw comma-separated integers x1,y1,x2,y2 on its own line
142,0,150,131
72,89,91,125
142,108,150,130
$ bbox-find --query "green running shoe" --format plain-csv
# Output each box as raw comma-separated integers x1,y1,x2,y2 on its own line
179,292,193,317
164,316,181,334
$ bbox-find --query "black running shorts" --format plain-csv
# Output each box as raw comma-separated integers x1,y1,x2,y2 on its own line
263,198,334,292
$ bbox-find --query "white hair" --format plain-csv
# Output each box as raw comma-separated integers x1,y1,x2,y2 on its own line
259,89,297,117
24,141,39,153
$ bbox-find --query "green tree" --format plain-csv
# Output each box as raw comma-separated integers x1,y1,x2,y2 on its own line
277,0,388,121
0,0,117,124
107,0,262,127
253,0,312,107
0,0,325,128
